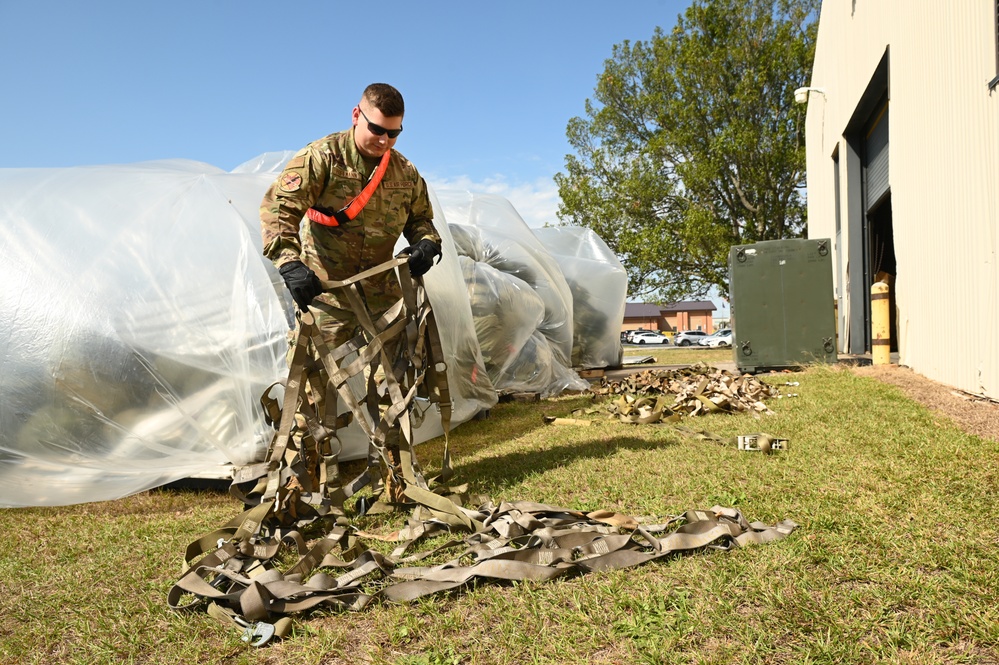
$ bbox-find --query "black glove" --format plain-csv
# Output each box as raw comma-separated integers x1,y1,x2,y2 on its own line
406,239,442,277
278,260,322,311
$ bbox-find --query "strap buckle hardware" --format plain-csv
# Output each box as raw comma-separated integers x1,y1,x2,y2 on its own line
234,617,276,647
736,434,788,453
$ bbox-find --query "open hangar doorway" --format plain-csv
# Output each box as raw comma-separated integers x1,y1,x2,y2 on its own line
841,52,896,356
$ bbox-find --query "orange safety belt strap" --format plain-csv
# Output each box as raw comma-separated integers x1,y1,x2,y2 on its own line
306,150,391,227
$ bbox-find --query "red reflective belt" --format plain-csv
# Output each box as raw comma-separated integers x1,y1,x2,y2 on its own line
306,150,391,227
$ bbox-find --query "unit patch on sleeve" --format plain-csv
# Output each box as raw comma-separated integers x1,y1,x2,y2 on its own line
279,172,303,192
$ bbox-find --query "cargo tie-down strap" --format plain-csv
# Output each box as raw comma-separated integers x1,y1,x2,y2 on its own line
170,501,796,646
168,256,796,647
227,254,454,516
590,365,781,420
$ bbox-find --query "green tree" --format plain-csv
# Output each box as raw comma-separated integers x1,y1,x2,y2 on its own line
555,0,820,303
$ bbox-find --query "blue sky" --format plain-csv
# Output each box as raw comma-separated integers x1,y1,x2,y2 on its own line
1,0,729,313
1,0,694,226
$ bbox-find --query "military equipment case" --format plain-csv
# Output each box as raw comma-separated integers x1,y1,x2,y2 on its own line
729,238,837,374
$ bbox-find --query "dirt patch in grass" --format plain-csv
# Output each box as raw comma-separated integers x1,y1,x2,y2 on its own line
850,364,999,443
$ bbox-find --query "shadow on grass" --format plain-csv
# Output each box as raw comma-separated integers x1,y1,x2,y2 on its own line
405,395,597,467
452,396,595,450
455,433,680,491
163,395,605,501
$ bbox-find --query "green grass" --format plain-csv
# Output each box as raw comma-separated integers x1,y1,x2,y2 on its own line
2,362,998,664
624,344,734,366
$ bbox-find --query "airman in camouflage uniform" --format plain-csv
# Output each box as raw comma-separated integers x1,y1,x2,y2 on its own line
259,83,441,500
260,83,441,349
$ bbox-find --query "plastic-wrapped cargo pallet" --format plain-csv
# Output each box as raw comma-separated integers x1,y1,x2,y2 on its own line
435,191,590,397
0,157,626,508
0,158,495,507
533,226,627,369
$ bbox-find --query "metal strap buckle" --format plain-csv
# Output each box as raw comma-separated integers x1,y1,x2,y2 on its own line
736,434,788,453
234,617,276,647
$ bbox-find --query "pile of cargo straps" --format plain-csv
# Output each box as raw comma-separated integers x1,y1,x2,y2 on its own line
168,257,797,647
590,365,782,423
227,255,455,515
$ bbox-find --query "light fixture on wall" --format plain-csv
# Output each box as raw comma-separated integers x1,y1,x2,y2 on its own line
794,86,827,104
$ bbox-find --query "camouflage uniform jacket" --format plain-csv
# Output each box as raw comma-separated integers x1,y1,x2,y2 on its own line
260,128,440,312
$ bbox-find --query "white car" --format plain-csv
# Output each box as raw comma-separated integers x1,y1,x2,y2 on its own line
629,331,670,345
673,330,709,346
623,329,647,343
699,329,733,348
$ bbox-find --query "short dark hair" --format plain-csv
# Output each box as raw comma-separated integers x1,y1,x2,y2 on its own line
362,83,404,117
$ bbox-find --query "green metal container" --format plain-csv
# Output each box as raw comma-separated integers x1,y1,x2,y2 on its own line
729,238,837,373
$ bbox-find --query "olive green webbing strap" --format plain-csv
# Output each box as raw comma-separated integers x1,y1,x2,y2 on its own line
172,257,797,645
398,262,454,483
170,499,796,645
257,319,314,502
226,256,442,513
242,254,453,502
309,267,409,504
325,261,417,478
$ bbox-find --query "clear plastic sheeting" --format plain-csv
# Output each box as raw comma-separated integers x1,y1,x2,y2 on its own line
0,159,495,507
231,151,297,175
437,191,590,396
534,226,628,369
0,156,623,508
0,161,286,507
456,254,545,390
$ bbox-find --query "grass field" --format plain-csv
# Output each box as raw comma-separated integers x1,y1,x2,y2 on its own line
2,353,998,664
623,345,734,367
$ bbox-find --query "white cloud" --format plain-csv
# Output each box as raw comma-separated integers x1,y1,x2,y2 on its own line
427,174,561,229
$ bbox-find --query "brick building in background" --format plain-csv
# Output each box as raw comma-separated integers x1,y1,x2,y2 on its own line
622,301,717,335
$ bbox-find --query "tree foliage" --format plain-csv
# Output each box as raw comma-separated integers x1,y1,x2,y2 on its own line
555,0,820,302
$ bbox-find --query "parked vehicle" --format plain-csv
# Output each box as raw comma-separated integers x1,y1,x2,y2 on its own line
621,329,641,343
624,329,652,343
699,329,732,347
673,330,708,346
629,330,670,345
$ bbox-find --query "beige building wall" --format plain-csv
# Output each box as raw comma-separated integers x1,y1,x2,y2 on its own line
805,0,998,398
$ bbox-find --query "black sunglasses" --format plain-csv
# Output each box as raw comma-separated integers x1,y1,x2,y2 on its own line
358,106,403,139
